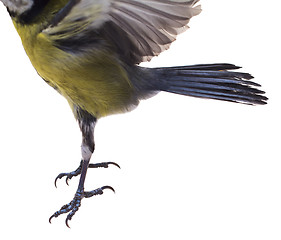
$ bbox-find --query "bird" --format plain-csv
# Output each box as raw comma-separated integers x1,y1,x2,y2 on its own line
0,0,267,227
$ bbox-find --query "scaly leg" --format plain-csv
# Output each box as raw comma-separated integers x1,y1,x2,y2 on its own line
54,160,120,187
49,108,116,227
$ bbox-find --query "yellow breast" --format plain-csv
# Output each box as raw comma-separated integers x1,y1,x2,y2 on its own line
13,21,139,118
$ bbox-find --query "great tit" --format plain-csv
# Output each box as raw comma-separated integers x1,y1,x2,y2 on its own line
0,0,267,227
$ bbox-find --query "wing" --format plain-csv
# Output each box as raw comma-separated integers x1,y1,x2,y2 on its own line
43,0,201,64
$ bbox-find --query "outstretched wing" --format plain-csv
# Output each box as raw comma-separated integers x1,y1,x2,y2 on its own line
43,0,201,64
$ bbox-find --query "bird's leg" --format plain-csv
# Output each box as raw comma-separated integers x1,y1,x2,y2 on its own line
49,109,115,227
54,108,120,188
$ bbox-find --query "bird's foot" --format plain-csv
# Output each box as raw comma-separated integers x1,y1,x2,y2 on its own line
54,161,120,187
54,162,82,187
49,186,115,227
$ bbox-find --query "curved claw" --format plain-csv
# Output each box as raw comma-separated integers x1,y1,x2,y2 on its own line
101,185,115,193
65,218,71,228
54,174,68,188
66,177,70,186
107,162,121,169
49,214,54,224
54,175,62,188
54,172,77,187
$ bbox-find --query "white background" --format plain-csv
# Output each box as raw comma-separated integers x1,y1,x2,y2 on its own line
0,0,280,239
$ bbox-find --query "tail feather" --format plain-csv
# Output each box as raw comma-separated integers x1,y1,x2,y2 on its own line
154,64,267,105
154,63,241,71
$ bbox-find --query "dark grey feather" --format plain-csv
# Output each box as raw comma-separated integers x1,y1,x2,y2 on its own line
147,64,268,105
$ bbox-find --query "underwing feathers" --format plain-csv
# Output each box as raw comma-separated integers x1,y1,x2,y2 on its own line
43,0,201,64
